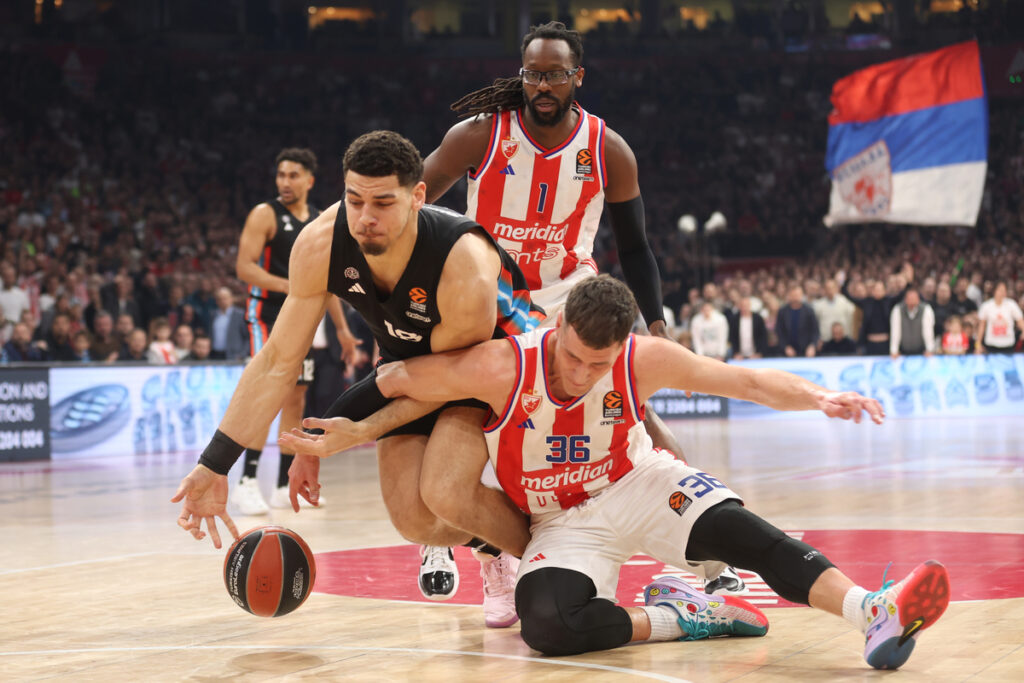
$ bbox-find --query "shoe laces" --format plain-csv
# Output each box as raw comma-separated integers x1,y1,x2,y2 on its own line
481,556,514,597
421,545,451,567
861,561,895,609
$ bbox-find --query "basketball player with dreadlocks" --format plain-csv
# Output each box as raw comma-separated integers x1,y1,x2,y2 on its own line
416,21,746,606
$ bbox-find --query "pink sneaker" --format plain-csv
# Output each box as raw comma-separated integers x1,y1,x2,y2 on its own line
478,551,519,628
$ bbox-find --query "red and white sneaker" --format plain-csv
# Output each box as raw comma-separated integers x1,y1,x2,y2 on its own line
477,551,519,628
862,560,950,670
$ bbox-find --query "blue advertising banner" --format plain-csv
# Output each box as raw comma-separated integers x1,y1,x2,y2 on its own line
726,354,1024,420
48,363,279,459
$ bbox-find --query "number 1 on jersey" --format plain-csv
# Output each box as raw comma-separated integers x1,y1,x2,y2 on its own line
536,183,549,214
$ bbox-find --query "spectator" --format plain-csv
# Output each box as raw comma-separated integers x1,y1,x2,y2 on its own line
115,313,136,350
813,279,855,349
70,330,93,362
136,272,167,329
185,333,213,362
690,301,729,361
941,316,969,355
147,317,177,364
173,324,195,361
930,281,956,339
843,271,909,356
965,272,984,308
187,278,218,334
89,312,121,362
775,285,819,357
1,322,44,362
209,287,248,360
890,287,935,358
728,296,767,360
83,283,105,333
951,278,977,316
118,328,149,362
102,274,141,328
761,292,781,356
39,312,76,361
976,281,1024,354
821,322,857,356
0,262,30,327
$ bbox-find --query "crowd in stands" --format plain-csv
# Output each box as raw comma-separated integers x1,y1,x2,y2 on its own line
1,33,1022,366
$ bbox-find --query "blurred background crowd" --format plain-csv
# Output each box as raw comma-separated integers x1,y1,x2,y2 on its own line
2,0,1022,370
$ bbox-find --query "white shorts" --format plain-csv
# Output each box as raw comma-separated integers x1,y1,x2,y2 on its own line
517,449,741,600
534,268,596,328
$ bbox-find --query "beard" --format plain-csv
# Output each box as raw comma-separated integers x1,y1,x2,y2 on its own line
527,85,575,127
358,242,387,257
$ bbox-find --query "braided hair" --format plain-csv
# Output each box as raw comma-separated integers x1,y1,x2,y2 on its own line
450,21,584,118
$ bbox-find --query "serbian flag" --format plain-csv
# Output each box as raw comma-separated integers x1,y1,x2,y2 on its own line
825,42,987,227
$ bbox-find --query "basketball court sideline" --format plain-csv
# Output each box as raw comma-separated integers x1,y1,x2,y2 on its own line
2,416,1022,681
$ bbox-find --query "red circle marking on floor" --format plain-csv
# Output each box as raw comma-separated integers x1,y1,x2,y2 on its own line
314,530,1024,608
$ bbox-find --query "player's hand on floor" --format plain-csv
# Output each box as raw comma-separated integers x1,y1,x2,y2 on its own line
819,391,885,424
286,454,322,513
171,465,238,549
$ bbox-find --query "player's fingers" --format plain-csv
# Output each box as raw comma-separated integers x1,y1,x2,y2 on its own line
290,484,301,513
206,517,223,549
302,417,328,431
220,512,239,540
170,480,190,503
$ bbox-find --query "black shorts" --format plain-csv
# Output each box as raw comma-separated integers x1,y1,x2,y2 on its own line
246,296,315,386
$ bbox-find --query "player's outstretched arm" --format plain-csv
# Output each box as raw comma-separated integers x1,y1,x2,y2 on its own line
632,336,885,424
172,207,339,545
377,339,516,410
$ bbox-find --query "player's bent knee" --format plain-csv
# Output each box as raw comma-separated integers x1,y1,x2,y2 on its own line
516,567,631,656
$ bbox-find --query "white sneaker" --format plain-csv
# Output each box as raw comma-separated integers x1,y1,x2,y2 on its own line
418,546,459,601
477,551,519,628
704,566,748,595
269,485,325,509
230,476,269,516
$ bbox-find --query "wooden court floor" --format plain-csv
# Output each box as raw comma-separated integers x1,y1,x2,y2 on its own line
2,416,1023,682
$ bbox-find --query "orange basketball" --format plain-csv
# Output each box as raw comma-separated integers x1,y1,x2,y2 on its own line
223,526,316,617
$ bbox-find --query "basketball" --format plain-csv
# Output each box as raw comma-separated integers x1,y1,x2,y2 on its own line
223,526,316,617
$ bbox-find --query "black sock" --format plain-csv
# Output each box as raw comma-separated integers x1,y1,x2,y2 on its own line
278,453,294,488
464,537,501,557
242,449,261,479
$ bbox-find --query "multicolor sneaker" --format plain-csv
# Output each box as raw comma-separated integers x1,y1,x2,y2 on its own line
862,560,950,670
478,551,520,628
704,566,747,595
418,546,459,601
644,576,768,640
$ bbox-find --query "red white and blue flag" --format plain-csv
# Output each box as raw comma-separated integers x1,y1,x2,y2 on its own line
824,41,988,227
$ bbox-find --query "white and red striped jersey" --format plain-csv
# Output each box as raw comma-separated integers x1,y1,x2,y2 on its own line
484,327,652,516
466,106,606,311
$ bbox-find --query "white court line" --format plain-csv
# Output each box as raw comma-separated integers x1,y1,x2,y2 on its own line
0,644,694,682
0,552,160,576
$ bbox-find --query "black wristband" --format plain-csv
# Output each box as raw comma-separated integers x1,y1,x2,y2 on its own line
198,429,245,476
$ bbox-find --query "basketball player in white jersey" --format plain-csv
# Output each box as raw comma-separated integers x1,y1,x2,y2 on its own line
414,20,744,599
284,276,950,671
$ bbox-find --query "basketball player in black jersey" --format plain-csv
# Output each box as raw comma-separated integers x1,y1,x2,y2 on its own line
230,148,359,515
174,131,540,626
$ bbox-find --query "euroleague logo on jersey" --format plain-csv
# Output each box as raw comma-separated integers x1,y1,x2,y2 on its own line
668,491,693,516
576,149,593,175
603,391,623,419
408,287,429,314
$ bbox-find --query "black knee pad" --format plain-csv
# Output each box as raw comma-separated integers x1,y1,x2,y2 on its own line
688,501,834,605
516,568,632,656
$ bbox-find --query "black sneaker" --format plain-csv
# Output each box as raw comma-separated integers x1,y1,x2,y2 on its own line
704,566,747,595
418,546,459,601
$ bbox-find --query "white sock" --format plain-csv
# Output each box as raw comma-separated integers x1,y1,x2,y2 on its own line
642,605,685,641
842,586,870,633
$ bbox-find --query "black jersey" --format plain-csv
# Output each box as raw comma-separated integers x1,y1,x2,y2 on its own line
248,198,320,306
327,203,545,362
